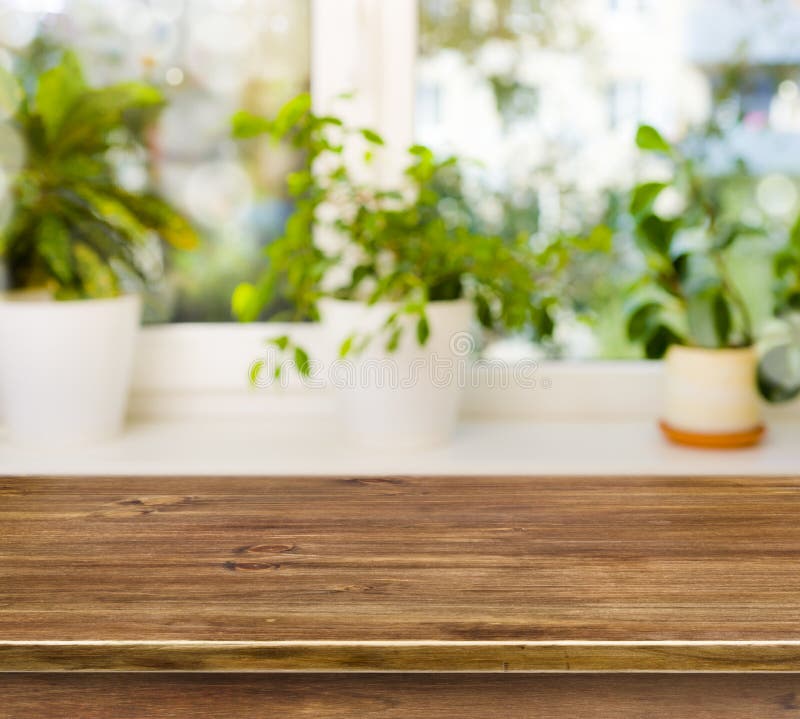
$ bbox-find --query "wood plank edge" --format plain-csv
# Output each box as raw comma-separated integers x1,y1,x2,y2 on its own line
3,642,800,672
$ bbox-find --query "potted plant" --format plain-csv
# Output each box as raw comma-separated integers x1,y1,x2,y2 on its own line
624,125,765,447
0,51,198,445
231,94,605,448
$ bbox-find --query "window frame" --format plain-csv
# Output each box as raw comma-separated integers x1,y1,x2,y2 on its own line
126,1,800,423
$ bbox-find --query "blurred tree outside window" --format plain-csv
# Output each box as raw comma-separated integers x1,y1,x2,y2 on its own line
0,0,309,322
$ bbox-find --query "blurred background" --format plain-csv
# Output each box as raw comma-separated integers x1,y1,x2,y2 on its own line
1,0,798,357
0,0,310,322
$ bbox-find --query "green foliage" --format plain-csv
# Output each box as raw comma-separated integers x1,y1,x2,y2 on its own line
635,125,672,155
758,340,800,404
232,93,606,364
765,210,800,403
775,215,800,313
0,50,198,299
623,125,757,358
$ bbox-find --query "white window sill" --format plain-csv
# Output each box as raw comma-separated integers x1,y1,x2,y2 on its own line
2,323,797,476
1,415,798,477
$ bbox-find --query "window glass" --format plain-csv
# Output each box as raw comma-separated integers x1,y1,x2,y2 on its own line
418,0,799,357
0,0,310,322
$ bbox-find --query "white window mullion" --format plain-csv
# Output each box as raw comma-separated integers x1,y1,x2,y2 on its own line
311,0,418,183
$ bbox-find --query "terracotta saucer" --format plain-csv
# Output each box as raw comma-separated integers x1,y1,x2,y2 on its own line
659,421,766,449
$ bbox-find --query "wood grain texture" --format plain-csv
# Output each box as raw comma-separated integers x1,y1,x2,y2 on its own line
3,475,800,671
4,674,800,718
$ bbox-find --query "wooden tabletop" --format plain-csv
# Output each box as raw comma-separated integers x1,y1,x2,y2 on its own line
2,475,800,672
8,674,800,718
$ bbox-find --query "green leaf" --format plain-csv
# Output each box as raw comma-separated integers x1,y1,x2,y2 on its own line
287,170,312,196
0,64,22,120
408,144,432,157
776,250,799,279
789,214,800,251
347,264,372,291
672,252,691,281
339,335,355,359
637,215,677,257
72,242,119,299
271,335,290,351
712,225,744,251
66,214,147,283
416,315,430,346
630,182,667,216
294,346,311,376
54,82,163,155
316,115,344,127
269,335,291,352
385,326,402,353
682,272,720,298
53,286,83,301
360,128,385,145
712,292,732,347
249,360,265,386
584,224,613,252
532,302,556,339
644,325,682,359
626,301,660,342
686,283,727,348
94,82,162,109
74,186,149,243
119,194,199,250
36,50,86,141
231,283,257,321
475,293,493,328
271,92,312,139
231,110,272,139
758,344,800,403
636,125,671,154
36,215,74,286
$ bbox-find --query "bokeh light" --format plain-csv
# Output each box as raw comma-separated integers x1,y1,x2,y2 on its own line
165,67,184,87
757,174,798,218
0,10,39,48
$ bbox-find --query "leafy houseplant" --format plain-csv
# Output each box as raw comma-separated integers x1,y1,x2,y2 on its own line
231,93,606,447
624,125,764,447
0,51,198,445
625,125,757,357
1,51,197,298
758,215,800,403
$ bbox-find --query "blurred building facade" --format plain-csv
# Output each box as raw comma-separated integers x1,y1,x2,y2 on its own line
418,0,800,193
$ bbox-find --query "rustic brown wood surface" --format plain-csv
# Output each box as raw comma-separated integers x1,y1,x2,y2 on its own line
2,475,800,671
4,674,800,718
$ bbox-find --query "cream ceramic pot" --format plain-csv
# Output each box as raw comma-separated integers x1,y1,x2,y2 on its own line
319,298,473,449
662,345,762,436
0,293,141,446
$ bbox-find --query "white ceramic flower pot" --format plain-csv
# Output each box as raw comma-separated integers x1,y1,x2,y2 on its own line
0,293,141,446
661,345,764,447
319,298,473,449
